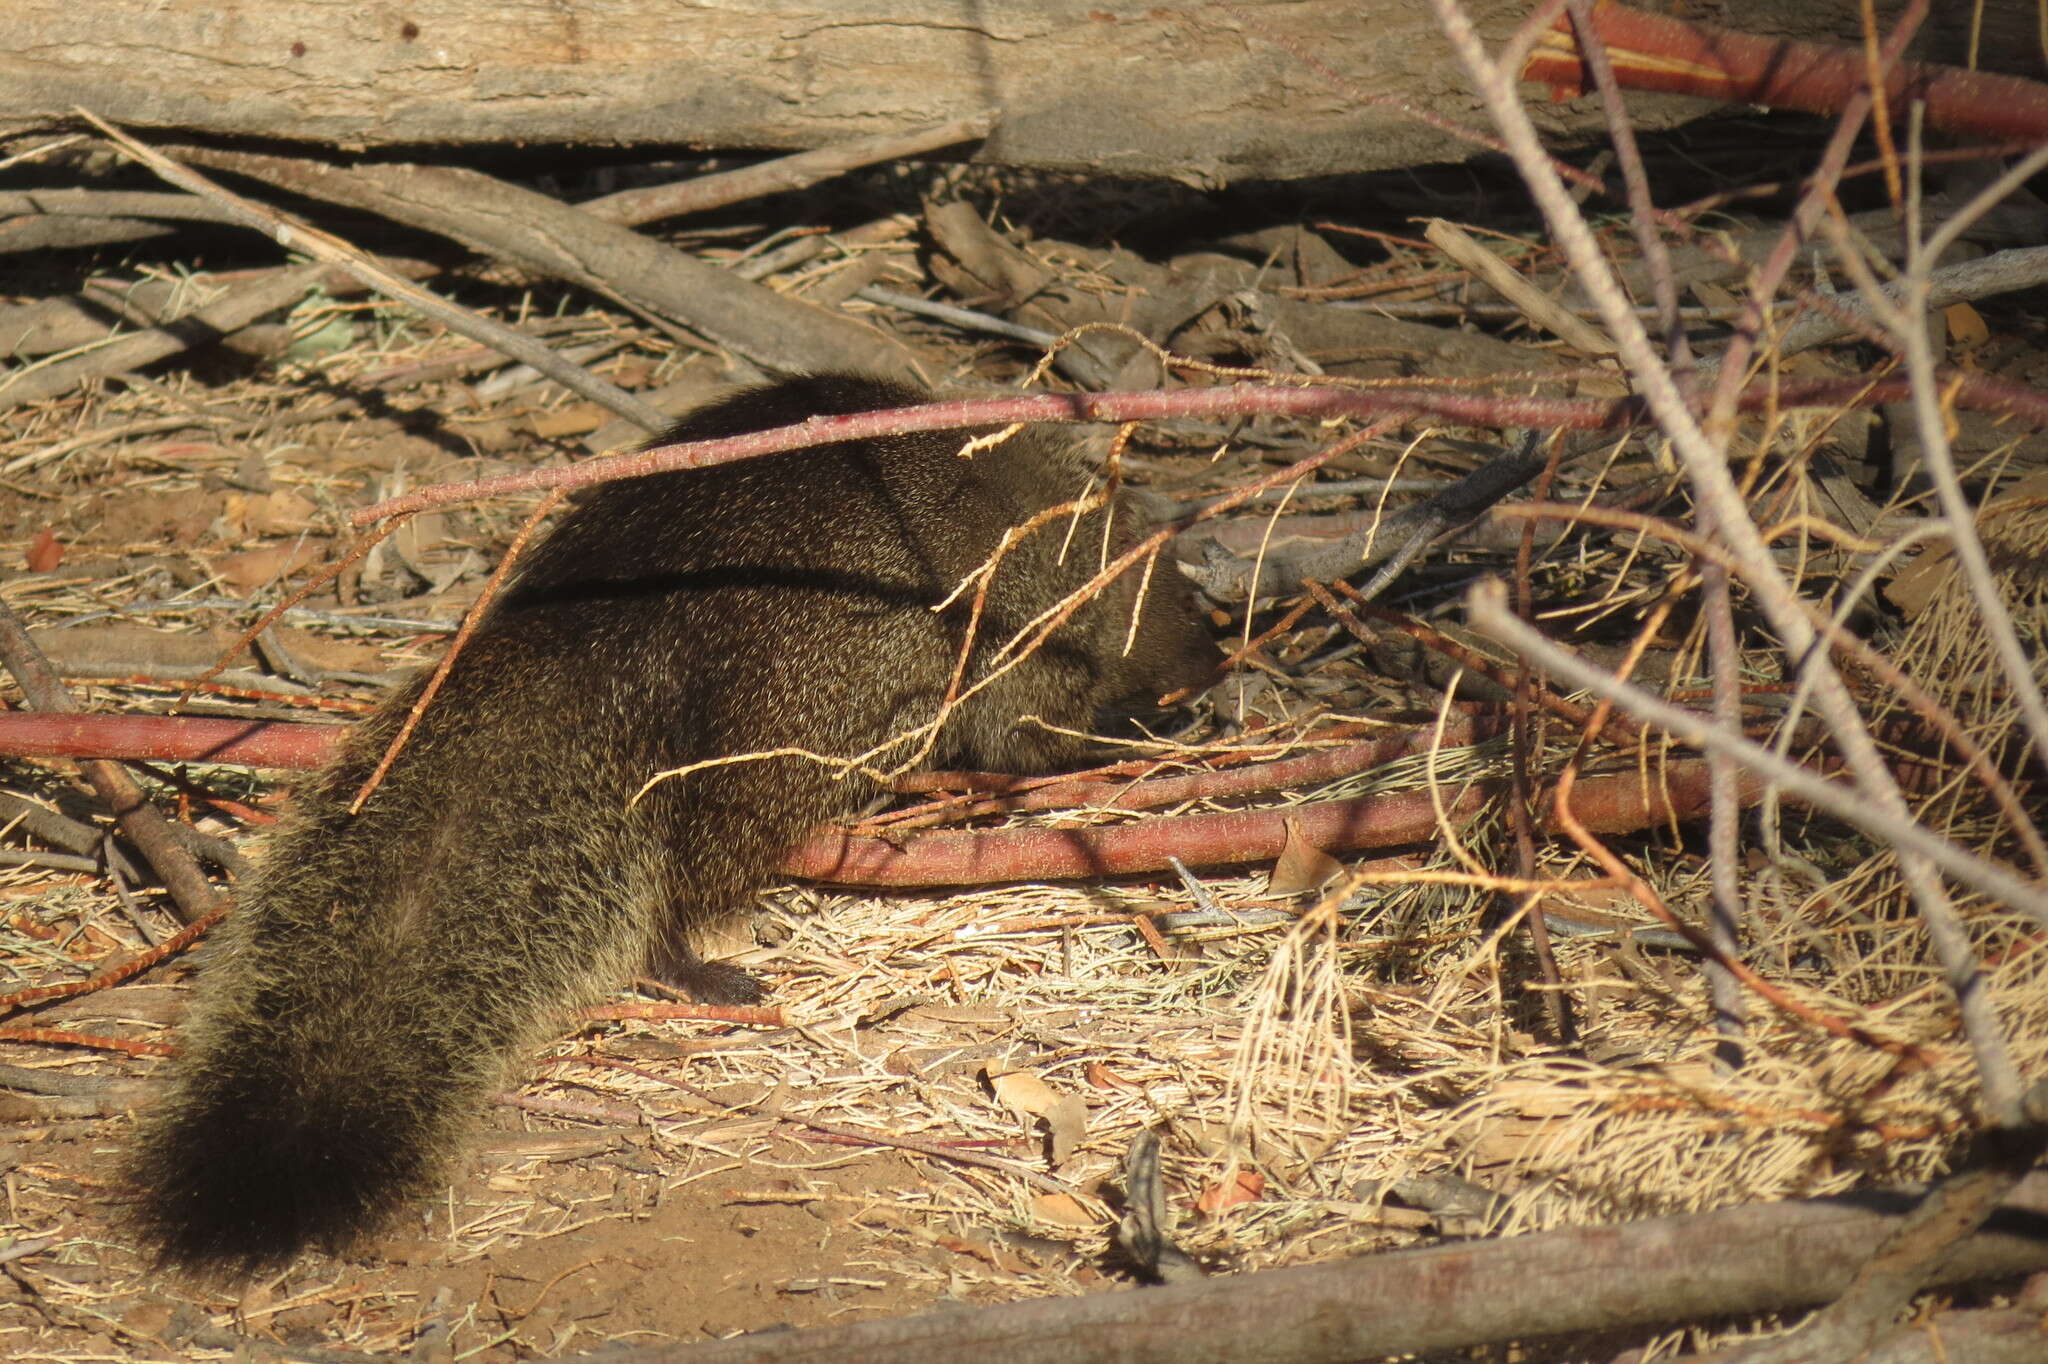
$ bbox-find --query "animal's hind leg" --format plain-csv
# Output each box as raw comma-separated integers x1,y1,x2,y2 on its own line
643,920,766,1005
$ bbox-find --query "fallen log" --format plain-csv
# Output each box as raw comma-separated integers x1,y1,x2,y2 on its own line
593,1172,2048,1364
0,2,2031,180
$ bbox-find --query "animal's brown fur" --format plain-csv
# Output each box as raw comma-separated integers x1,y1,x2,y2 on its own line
124,374,1212,1279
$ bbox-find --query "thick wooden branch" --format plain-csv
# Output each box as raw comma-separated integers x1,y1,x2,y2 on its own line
790,760,1768,885
161,144,921,381
593,1173,2048,1363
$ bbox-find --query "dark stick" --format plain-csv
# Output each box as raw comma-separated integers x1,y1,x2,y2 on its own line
1506,431,1573,1043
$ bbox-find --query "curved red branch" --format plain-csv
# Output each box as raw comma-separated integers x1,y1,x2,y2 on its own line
789,760,1794,887
1525,2,2048,142
349,374,2048,526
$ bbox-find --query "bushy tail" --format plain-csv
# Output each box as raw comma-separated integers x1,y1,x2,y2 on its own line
126,1030,465,1279
124,690,657,1281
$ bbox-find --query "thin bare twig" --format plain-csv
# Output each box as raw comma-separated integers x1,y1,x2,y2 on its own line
350,488,568,814
0,906,226,1015
1698,0,1931,430
1429,0,2023,1124
1506,432,1573,1042
1889,137,2048,781
1464,580,2048,929
1563,0,1690,376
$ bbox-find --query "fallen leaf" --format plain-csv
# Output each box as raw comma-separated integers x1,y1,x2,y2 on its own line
1690,279,1740,312
936,1233,1030,1273
988,1066,1060,1118
529,405,608,439
1028,1192,1094,1228
24,528,61,572
1944,301,1989,350
1195,1168,1264,1213
214,541,325,594
390,510,449,575
988,1065,1088,1166
1883,539,1954,619
1269,816,1344,895
244,490,321,537
1886,469,2048,618
1085,1061,1129,1089
119,1301,174,1338
1539,879,1639,927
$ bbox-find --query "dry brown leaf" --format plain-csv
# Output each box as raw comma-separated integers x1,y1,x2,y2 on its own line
1085,1061,1129,1090
1690,279,1740,311
1269,816,1344,895
24,528,61,573
1487,1079,1595,1118
1027,1192,1094,1228
1886,469,2048,617
1944,301,1989,350
390,509,450,572
988,1066,1059,1116
1540,880,1640,931
1884,538,1955,619
988,1065,1088,1166
219,490,319,540
1043,1094,1088,1166
1466,1117,1554,1168
528,405,609,438
1195,1168,1265,1214
935,1233,1030,1273
253,489,320,536
213,541,326,595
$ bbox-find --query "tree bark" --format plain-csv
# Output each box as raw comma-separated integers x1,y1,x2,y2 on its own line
1,2,2031,182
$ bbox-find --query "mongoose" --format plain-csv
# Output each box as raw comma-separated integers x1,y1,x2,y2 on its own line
125,373,1213,1281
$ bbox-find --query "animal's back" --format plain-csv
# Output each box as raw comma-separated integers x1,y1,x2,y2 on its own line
125,374,1211,1279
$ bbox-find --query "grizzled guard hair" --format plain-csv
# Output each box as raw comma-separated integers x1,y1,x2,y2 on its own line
126,374,1211,1279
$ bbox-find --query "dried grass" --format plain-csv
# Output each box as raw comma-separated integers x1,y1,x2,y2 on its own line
3,157,2047,1362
